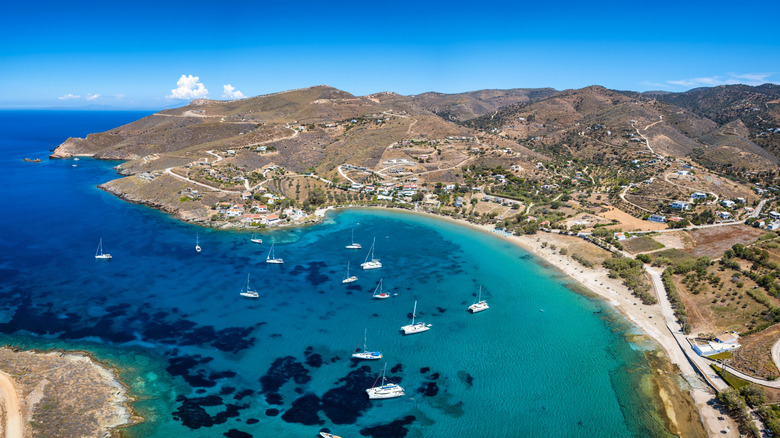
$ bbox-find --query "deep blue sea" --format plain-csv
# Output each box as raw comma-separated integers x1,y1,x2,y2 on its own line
0,111,676,437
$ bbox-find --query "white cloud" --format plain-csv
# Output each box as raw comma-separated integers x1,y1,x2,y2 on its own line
114,94,126,100
222,84,245,100
58,93,80,100
167,74,209,100
667,73,777,88
86,93,101,101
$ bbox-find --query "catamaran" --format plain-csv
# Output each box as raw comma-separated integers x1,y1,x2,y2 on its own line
401,300,431,335
468,286,489,313
366,363,404,400
95,238,112,260
352,329,382,360
372,279,390,299
250,229,263,244
345,228,362,249
342,261,357,284
360,237,381,270
195,233,202,253
266,242,284,264
239,273,259,298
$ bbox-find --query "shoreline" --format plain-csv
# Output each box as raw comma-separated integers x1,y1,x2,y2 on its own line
363,206,733,437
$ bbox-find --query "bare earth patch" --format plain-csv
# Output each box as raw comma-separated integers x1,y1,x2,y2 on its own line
653,231,694,251
601,207,667,231
686,225,768,258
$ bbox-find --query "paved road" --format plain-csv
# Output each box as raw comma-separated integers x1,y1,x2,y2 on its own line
0,370,23,438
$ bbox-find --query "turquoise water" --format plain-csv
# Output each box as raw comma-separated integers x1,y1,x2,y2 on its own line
0,111,675,437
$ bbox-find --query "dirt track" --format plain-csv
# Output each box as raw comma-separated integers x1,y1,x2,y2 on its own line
0,370,23,438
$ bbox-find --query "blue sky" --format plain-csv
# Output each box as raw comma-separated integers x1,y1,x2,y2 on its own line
2,0,779,109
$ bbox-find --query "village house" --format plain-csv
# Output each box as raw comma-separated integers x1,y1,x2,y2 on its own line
691,192,707,200
670,201,690,210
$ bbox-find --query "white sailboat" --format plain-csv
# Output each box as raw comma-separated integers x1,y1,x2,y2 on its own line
195,233,202,253
266,242,284,264
360,237,382,270
372,279,390,299
351,329,382,360
345,228,362,249
400,300,431,335
320,433,342,438
239,273,259,298
366,363,404,400
95,238,112,260
468,286,489,313
342,261,357,284
250,229,263,244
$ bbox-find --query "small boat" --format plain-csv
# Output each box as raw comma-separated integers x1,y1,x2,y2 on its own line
195,233,202,253
342,261,357,284
372,279,390,299
360,237,382,270
73,157,80,161
320,433,342,438
250,229,263,244
366,363,404,400
401,300,431,335
95,238,112,260
239,273,259,298
352,329,382,360
468,286,489,313
266,242,283,264
345,228,362,249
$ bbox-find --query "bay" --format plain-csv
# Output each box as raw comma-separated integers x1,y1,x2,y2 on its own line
0,110,676,437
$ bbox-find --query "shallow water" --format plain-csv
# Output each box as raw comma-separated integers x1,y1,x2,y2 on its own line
0,111,677,437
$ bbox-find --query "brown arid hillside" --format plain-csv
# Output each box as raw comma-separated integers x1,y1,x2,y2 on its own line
50,83,780,230
410,88,558,122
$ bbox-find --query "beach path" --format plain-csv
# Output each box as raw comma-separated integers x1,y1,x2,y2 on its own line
0,370,23,438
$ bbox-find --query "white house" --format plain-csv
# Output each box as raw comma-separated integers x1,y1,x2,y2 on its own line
670,201,691,210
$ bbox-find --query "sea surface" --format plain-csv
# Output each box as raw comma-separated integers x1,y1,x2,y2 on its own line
0,110,678,437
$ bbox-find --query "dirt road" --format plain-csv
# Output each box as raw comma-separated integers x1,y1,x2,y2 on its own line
0,370,23,438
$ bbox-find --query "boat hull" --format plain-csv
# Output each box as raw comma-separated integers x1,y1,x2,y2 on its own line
366,385,405,399
352,351,382,360
240,292,259,298
342,276,358,284
401,323,431,335
251,239,263,244
266,259,284,264
346,244,362,249
361,261,382,270
468,302,489,313
95,254,112,260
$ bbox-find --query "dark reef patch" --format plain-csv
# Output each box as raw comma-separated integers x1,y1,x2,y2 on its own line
359,415,416,438
172,395,244,429
223,429,252,438
265,392,283,405
264,409,279,417
280,393,323,425
321,365,374,425
457,370,473,387
259,356,311,393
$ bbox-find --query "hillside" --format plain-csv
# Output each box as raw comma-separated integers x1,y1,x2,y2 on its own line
49,83,780,234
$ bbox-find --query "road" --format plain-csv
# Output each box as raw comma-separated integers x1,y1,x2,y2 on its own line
0,370,23,438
